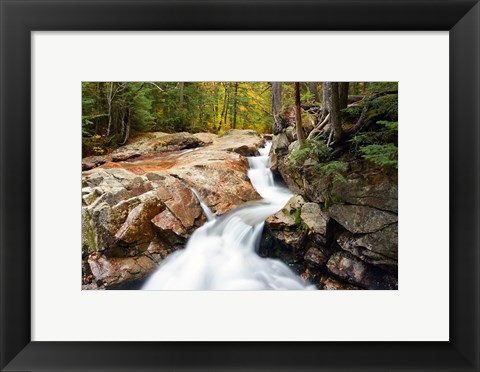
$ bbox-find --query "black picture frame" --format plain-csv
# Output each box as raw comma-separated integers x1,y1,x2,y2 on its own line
1,1,479,371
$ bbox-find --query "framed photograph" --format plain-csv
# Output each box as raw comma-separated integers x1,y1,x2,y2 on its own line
1,0,479,371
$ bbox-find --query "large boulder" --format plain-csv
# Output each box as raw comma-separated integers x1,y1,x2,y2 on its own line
326,251,397,289
300,202,329,235
261,195,307,265
110,132,209,161
261,196,332,273
327,204,397,234
302,159,398,213
337,223,398,260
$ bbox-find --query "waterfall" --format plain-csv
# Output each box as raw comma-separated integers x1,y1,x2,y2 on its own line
142,142,313,290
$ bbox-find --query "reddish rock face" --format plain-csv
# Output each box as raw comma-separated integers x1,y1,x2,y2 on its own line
82,130,265,289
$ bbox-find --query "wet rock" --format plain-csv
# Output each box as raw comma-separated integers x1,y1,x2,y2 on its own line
328,204,397,234
326,251,396,289
304,247,328,268
319,275,360,290
263,195,307,262
88,253,156,288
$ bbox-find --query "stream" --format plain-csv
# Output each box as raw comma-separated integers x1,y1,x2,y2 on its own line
142,142,312,290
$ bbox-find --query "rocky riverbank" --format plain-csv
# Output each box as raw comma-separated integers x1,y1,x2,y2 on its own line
82,130,264,289
261,120,398,290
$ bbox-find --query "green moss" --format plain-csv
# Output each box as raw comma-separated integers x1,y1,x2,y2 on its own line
293,208,302,225
83,192,97,205
82,209,97,256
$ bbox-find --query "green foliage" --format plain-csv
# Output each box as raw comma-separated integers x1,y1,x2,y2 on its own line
82,82,274,156
369,94,398,119
350,120,397,146
350,119,398,169
289,138,332,166
368,82,398,92
315,161,348,183
376,120,398,131
289,146,313,165
341,106,362,122
293,208,302,225
359,144,398,168
300,90,314,103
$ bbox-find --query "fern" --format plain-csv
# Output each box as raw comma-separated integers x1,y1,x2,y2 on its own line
376,120,398,131
360,144,398,168
315,161,348,183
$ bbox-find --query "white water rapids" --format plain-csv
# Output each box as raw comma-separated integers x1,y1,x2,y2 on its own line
142,142,312,290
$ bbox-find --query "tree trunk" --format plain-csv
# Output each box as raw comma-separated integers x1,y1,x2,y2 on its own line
223,86,229,127
106,82,114,136
232,82,239,129
330,82,343,143
119,108,130,146
179,82,184,111
272,82,282,134
308,82,320,103
339,82,349,110
213,83,219,125
218,83,228,132
294,82,305,147
321,82,330,121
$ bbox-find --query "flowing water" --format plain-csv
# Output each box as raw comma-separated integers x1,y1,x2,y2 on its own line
142,142,312,290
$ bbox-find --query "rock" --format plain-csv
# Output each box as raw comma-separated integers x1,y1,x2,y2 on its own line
262,195,307,264
271,132,290,156
82,130,266,288
331,162,398,212
328,204,397,234
82,208,97,257
277,160,304,195
300,202,328,235
114,194,164,245
319,276,360,290
304,247,328,268
326,251,396,289
337,224,398,269
285,126,296,142
88,253,156,288
109,132,209,162
193,132,217,144
82,155,108,171
151,209,187,239
301,159,398,213
303,169,330,203
222,129,257,136
212,129,265,156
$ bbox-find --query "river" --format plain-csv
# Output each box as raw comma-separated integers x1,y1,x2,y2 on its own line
142,142,312,290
